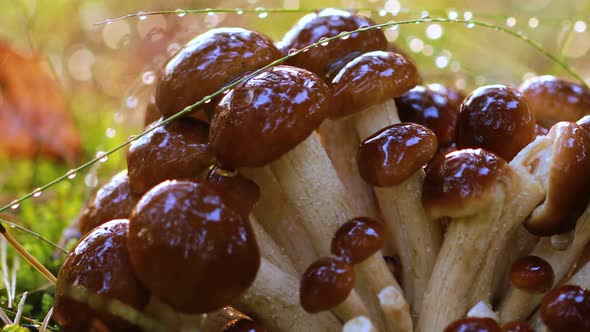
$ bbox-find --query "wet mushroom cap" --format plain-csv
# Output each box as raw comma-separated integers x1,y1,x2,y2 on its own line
54,219,149,332
279,8,387,78
331,217,385,264
520,75,590,127
509,255,555,293
443,317,501,332
456,84,535,161
331,51,420,118
127,180,260,313
207,170,261,218
357,123,438,187
300,256,355,313
223,319,267,332
427,83,466,111
576,115,590,142
540,285,590,332
155,28,282,119
126,118,213,194
210,65,333,169
501,321,534,332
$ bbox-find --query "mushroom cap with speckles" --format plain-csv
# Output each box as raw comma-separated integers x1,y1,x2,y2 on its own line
300,256,355,313
540,285,590,332
331,217,385,264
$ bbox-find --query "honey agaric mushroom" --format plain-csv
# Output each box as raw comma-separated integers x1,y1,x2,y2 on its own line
357,123,441,312
456,84,536,161
509,256,555,293
443,318,502,332
78,170,140,235
155,27,282,120
520,75,590,127
540,285,590,332
126,118,213,194
54,219,149,332
418,149,544,332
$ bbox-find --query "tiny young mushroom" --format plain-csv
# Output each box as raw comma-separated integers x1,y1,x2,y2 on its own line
509,256,555,294
342,316,378,332
443,318,502,332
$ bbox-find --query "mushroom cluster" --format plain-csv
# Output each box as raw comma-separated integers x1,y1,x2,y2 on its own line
53,9,590,332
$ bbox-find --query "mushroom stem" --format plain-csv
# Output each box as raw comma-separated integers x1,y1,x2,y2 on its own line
342,316,378,332
232,258,341,332
352,99,400,140
249,216,298,276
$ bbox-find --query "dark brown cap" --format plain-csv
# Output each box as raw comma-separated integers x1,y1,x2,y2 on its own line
331,51,419,118
155,28,282,119
223,319,267,332
78,171,141,235
207,168,260,218
427,83,466,111
520,75,590,127
357,123,438,187
456,84,535,161
443,317,501,332
541,285,590,332
300,256,355,313
576,115,590,142
128,180,260,313
54,219,149,332
501,321,534,332
279,8,387,78
509,255,554,293
396,85,461,146
423,148,512,219
144,97,162,127
331,217,385,264
210,65,332,169
126,118,213,194
524,121,590,236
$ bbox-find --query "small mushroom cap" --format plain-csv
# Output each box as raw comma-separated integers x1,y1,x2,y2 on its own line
155,28,282,119
78,171,140,235
423,148,512,220
126,118,213,194
520,75,590,127
207,169,261,218
210,65,332,169
456,84,535,161
54,219,149,332
540,285,590,332
279,8,387,78
443,317,501,332
509,255,555,293
300,256,355,313
128,180,260,313
331,217,385,264
524,121,590,236
396,85,461,146
427,83,466,111
331,51,420,118
223,319,267,332
357,123,438,187
501,321,535,332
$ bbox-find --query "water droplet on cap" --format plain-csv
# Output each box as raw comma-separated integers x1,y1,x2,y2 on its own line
175,9,186,17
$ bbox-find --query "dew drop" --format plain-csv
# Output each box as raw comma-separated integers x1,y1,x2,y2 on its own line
256,8,268,19
96,151,109,163
126,95,138,109
204,98,212,104
288,48,298,56
448,10,459,20
142,71,156,85
339,32,350,40
319,37,330,46
175,9,186,17
128,134,138,141
236,9,244,15
138,11,148,20
358,25,369,31
32,189,42,198
104,19,113,25
420,11,431,22
465,22,475,29
10,201,19,210
67,170,77,180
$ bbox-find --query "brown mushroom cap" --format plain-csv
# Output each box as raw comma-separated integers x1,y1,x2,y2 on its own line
576,115,590,142
127,180,260,313
210,65,332,169
535,123,549,137
501,321,534,332
126,118,213,194
144,97,162,127
331,217,385,264
207,169,261,218
427,83,466,111
331,51,420,118
422,148,512,220
300,256,355,313
357,123,438,187
54,219,149,332
443,317,501,332
396,85,461,146
223,319,267,332
540,285,590,332
78,171,141,235
155,28,282,119
524,121,590,236
279,8,387,78
456,84,535,161
509,255,555,293
520,75,590,127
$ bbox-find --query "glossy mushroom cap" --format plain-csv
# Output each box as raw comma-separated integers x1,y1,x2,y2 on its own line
509,255,555,293
300,256,355,313
501,321,534,332
443,317,501,332
279,8,387,78
427,83,466,111
524,121,590,236
223,319,267,332
576,115,590,142
207,169,261,218
396,85,461,146
423,148,512,220
331,217,385,264
143,98,162,127
54,219,149,332
155,28,282,119
534,123,549,137
127,180,260,313
456,85,535,161
78,171,141,235
540,285,590,332
357,123,438,187
210,65,332,169
520,75,590,127
331,51,420,117
126,118,213,194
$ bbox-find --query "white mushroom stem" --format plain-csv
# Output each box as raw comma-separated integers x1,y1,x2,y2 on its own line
232,258,341,332
342,316,378,332
249,215,298,276
467,301,498,321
